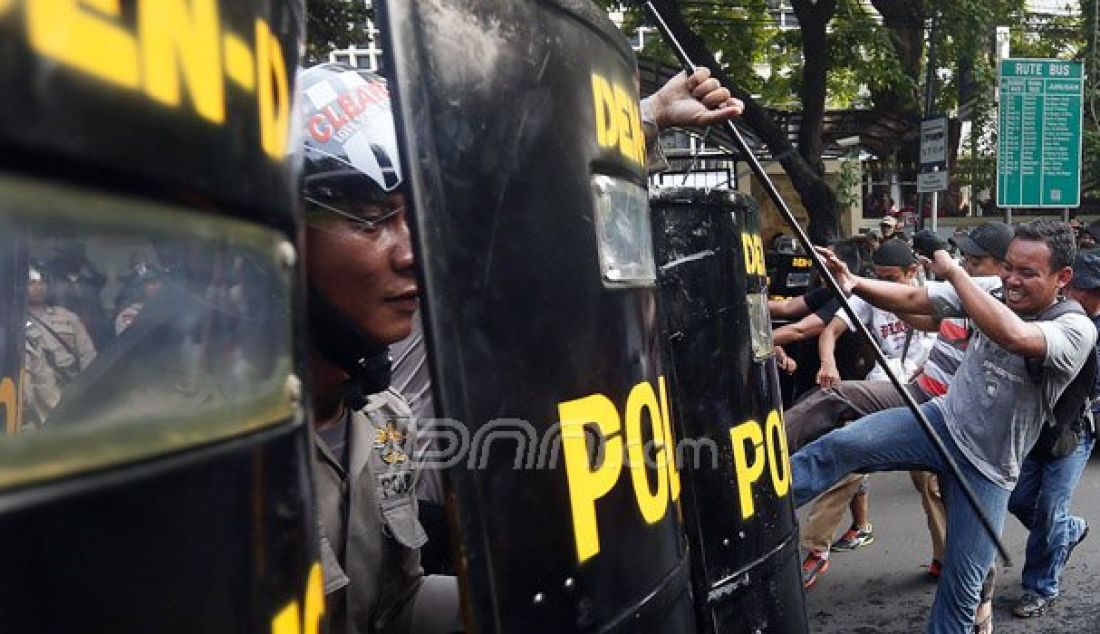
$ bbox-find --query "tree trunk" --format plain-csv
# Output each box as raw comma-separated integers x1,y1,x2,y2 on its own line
791,0,835,176
648,0,839,245
868,0,925,114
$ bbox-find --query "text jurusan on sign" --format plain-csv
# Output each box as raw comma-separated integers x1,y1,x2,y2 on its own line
10,0,291,158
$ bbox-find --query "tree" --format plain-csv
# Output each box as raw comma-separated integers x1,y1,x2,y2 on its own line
608,0,932,243
624,0,844,244
304,0,372,64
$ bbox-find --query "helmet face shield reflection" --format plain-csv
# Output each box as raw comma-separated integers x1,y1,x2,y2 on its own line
0,173,295,490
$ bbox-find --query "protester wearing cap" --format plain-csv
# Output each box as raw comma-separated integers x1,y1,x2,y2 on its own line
797,219,1095,631
1080,220,1100,250
880,215,901,240
794,238,937,588
951,221,1014,264
1001,249,1100,619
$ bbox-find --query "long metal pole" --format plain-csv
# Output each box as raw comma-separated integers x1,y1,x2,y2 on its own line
644,1,1012,565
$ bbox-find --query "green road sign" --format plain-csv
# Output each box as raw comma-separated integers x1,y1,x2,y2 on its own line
997,58,1083,208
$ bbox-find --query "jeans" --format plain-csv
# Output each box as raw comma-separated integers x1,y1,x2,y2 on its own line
1007,428,1095,598
792,402,1009,634
788,381,946,559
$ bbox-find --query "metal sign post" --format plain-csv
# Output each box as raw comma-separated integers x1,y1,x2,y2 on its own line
918,115,949,232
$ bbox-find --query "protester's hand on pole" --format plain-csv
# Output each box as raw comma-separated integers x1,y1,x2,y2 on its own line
650,67,743,129
920,250,961,281
814,247,856,296
775,345,797,374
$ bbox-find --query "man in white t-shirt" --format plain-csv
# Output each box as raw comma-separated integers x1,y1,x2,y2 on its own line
793,220,1096,632
816,239,934,387
797,238,934,586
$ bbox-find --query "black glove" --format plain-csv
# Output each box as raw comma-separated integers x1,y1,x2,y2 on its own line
912,229,949,258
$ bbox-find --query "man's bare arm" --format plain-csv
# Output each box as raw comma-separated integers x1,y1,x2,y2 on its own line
929,252,1047,358
815,316,848,388
901,313,940,333
816,247,935,315
773,313,826,345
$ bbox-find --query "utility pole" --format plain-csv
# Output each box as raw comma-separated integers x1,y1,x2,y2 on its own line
916,10,939,232
996,26,1011,224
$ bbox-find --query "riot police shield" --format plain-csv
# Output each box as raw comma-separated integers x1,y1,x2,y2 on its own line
767,250,817,299
651,188,807,633
378,1,695,631
0,231,26,435
0,2,318,631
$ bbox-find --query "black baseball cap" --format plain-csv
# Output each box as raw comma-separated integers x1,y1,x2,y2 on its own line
1071,250,1100,290
950,222,1014,261
871,238,916,267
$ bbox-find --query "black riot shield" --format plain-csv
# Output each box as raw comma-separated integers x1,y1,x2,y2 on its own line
378,1,695,631
0,2,317,632
0,231,25,435
651,188,808,633
767,251,817,299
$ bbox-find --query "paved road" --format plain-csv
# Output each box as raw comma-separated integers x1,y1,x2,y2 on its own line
798,455,1100,633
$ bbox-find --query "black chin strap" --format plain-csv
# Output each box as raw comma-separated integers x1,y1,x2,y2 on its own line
308,288,393,410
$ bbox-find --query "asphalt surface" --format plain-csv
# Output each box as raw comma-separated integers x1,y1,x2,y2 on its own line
798,454,1100,633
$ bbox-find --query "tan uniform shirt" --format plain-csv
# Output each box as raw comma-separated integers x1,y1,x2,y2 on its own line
312,389,429,634
22,330,60,429
28,305,96,382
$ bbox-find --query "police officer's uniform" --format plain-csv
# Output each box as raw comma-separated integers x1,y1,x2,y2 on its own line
21,327,61,429
27,305,96,384
312,388,460,634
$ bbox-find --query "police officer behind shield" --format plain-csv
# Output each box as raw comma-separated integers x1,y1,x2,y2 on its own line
26,264,97,382
298,63,460,634
389,65,746,574
297,57,744,630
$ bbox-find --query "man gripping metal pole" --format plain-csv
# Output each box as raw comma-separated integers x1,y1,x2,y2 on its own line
641,1,1013,568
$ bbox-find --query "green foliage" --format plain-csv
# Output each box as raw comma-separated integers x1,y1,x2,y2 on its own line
607,0,911,113
304,0,372,65
598,0,1099,205
829,0,913,108
834,155,862,208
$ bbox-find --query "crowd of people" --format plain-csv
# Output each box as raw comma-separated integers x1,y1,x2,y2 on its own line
21,248,168,429
770,215,1100,633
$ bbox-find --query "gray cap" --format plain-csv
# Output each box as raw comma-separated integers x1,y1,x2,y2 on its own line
950,222,1014,261
1071,250,1100,290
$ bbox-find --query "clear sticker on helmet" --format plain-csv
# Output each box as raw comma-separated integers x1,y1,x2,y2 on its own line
301,67,402,192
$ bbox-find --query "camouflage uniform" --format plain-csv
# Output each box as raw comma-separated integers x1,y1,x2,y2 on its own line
312,388,459,634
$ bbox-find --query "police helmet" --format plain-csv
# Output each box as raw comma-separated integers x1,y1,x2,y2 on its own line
297,62,403,407
299,63,402,217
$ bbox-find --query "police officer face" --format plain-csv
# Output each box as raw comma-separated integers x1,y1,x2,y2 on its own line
306,191,418,346
27,277,47,305
1000,239,1071,315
